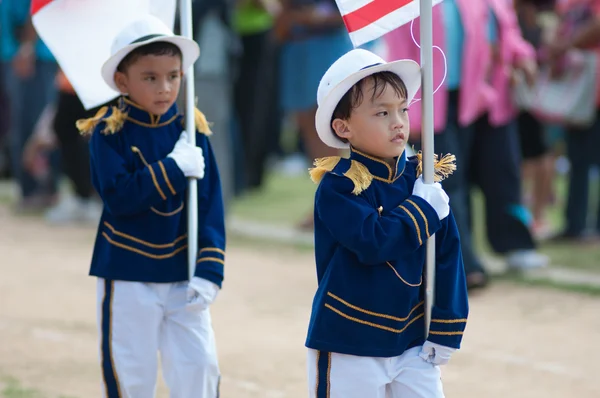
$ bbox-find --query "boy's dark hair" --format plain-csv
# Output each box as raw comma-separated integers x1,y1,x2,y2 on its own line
117,41,183,73
331,72,408,142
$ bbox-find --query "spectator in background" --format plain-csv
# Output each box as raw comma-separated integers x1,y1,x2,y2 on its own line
274,0,353,230
42,70,102,224
0,62,10,179
1,1,59,210
515,0,556,238
233,0,281,192
386,0,546,291
545,0,600,242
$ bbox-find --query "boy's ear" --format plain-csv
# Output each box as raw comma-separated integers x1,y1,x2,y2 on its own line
331,118,351,141
114,71,129,94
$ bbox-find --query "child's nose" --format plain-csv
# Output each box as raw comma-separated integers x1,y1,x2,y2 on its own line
391,115,404,129
158,80,171,93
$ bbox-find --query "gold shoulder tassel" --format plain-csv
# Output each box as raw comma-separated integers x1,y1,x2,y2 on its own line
344,160,373,195
195,108,213,135
76,106,108,136
309,157,373,195
309,156,341,184
103,106,127,134
76,105,127,136
415,151,457,182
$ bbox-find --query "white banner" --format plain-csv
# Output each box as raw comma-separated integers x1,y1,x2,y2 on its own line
33,0,176,109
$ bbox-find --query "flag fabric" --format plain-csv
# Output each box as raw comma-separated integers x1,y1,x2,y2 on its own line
335,0,443,47
31,0,176,110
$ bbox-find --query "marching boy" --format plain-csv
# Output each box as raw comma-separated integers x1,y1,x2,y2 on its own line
306,49,469,397
77,15,224,398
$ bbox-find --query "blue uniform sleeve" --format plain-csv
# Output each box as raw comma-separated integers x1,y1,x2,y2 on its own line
427,211,469,348
316,174,443,265
194,135,226,288
89,126,187,216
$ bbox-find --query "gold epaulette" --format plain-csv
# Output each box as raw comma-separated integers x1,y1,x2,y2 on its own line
76,106,127,136
414,151,457,182
181,107,213,136
195,107,212,135
309,156,373,195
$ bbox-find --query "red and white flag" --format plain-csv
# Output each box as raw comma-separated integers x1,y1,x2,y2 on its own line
336,0,443,47
31,0,176,110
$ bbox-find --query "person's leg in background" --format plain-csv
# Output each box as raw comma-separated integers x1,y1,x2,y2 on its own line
245,30,279,190
556,113,600,241
0,62,10,179
265,42,284,161
412,90,488,290
234,30,268,193
45,90,101,224
28,61,59,199
10,60,58,210
471,115,547,269
517,111,554,239
4,62,39,208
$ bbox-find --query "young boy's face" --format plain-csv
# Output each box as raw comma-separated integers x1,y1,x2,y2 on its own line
114,54,183,115
333,77,410,161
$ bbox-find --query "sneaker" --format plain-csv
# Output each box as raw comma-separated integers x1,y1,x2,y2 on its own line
505,250,549,270
45,197,102,225
79,199,102,225
44,197,82,224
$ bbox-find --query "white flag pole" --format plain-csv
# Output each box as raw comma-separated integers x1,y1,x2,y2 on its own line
179,0,198,281
419,0,436,337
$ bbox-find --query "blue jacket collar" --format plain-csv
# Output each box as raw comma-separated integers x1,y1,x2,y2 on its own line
121,97,179,127
349,147,406,183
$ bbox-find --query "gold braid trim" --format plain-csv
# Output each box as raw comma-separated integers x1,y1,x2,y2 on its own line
76,106,127,136
309,157,373,195
414,151,457,182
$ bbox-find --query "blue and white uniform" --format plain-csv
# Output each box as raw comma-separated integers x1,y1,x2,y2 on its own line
306,148,469,397
87,97,225,398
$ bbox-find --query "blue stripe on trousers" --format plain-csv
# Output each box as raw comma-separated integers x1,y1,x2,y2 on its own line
101,280,121,397
316,351,331,398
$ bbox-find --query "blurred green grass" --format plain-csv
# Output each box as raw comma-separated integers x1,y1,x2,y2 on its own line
229,172,316,226
1,377,41,398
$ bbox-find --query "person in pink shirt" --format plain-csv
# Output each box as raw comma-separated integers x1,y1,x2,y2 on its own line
545,0,600,241
385,0,547,290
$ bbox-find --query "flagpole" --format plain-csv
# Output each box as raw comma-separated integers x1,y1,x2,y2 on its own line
179,0,198,281
419,0,435,337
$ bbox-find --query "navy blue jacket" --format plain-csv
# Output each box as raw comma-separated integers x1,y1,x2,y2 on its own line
84,98,225,286
305,148,468,357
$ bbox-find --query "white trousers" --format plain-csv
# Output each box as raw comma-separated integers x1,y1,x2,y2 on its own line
307,347,444,398
96,278,220,398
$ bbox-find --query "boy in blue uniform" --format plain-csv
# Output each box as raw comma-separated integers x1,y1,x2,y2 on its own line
306,49,469,397
77,15,224,398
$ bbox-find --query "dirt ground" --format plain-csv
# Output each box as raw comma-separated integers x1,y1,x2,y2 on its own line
1,204,599,398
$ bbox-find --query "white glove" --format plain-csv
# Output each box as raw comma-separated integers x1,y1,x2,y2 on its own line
419,340,456,366
186,277,219,312
412,177,450,220
167,132,205,179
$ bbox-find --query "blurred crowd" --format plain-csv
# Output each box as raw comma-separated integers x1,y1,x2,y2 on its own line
1,0,599,289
